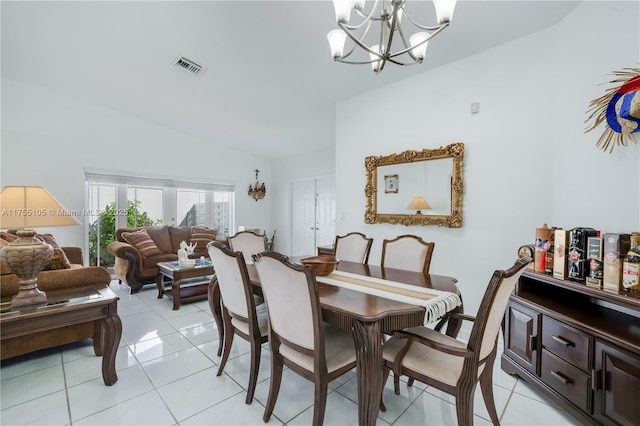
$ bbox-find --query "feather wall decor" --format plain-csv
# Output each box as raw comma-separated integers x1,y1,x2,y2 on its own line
585,67,640,153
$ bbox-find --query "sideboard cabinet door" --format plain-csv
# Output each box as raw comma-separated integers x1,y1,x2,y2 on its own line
505,300,541,375
594,340,640,426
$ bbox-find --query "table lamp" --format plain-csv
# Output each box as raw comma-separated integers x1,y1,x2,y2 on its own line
406,196,432,215
0,186,80,308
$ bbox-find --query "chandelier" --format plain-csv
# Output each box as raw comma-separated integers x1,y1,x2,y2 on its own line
327,0,457,73
248,169,266,201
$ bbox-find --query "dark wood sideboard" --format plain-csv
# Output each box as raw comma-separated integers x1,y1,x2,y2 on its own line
501,271,640,426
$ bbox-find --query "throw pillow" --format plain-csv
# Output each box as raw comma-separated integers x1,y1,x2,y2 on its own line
122,229,164,259
38,233,72,270
190,226,218,250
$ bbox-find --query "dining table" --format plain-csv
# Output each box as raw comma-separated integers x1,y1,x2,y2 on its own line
208,259,463,426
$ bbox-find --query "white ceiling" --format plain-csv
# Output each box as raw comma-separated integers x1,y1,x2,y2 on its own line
1,1,580,160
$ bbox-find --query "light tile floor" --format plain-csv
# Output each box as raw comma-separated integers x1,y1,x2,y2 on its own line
1,281,581,426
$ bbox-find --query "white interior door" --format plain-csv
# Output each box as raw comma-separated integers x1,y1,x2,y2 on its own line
315,177,336,248
291,177,336,256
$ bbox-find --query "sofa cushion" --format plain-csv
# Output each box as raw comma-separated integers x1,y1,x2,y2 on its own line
190,226,218,252
142,253,179,272
145,225,173,253
38,234,72,271
169,226,192,253
122,229,164,259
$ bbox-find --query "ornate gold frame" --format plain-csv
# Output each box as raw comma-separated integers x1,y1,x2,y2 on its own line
364,142,464,227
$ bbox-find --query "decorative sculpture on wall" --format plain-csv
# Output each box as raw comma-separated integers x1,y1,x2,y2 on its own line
248,169,266,201
585,67,640,153
177,240,196,267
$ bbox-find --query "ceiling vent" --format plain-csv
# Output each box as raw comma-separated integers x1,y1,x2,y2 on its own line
174,56,207,76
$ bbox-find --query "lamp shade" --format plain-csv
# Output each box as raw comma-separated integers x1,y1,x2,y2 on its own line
331,0,352,23
327,29,348,59
433,0,457,24
407,197,432,211
369,45,383,72
409,32,430,61
0,186,81,229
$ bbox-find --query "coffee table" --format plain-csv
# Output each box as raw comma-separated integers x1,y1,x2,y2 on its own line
156,260,214,310
0,285,121,386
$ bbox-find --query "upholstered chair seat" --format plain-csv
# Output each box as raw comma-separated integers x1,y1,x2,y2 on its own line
381,257,531,426
230,303,269,337
383,326,484,387
279,323,356,373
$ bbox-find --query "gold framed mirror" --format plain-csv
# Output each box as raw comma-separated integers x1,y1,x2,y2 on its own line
364,142,464,227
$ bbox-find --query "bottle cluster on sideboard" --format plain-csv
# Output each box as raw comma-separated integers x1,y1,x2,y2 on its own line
521,224,640,293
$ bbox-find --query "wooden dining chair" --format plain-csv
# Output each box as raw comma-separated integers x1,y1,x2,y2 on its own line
381,234,435,274
207,241,268,404
228,230,266,261
333,232,373,264
254,251,357,426
381,257,531,426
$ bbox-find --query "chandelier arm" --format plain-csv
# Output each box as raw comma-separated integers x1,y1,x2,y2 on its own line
387,23,449,59
338,21,382,58
402,9,449,31
394,17,416,61
339,19,374,60
334,57,418,66
377,0,403,72
350,0,382,27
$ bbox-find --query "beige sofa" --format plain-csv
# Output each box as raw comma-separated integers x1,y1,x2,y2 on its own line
0,231,112,360
107,225,218,293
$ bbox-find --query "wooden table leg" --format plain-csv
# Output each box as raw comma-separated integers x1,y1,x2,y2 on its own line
171,277,181,310
93,319,103,356
352,320,383,426
208,276,224,357
445,303,464,338
101,314,122,386
156,273,165,299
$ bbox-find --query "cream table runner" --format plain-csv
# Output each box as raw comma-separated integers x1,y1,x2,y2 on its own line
319,270,462,325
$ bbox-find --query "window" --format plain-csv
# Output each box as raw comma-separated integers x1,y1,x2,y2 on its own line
85,171,234,267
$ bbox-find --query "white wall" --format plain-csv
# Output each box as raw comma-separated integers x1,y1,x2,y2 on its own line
1,79,273,248
271,147,336,255
335,1,640,315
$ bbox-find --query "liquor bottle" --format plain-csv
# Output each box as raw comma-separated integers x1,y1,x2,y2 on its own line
535,224,551,273
622,233,640,292
545,242,554,274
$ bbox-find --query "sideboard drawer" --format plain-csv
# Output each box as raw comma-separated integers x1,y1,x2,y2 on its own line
541,349,591,412
542,315,592,371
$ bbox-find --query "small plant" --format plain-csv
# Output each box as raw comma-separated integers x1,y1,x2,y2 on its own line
88,200,159,266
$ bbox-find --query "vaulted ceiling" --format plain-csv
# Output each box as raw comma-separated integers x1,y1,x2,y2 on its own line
1,1,580,159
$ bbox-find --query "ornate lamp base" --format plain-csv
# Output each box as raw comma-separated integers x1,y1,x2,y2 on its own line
0,229,52,309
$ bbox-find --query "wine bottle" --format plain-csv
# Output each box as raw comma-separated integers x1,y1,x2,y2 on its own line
622,232,640,292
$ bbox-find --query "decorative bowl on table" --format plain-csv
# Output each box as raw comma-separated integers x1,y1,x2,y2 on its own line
301,255,339,276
